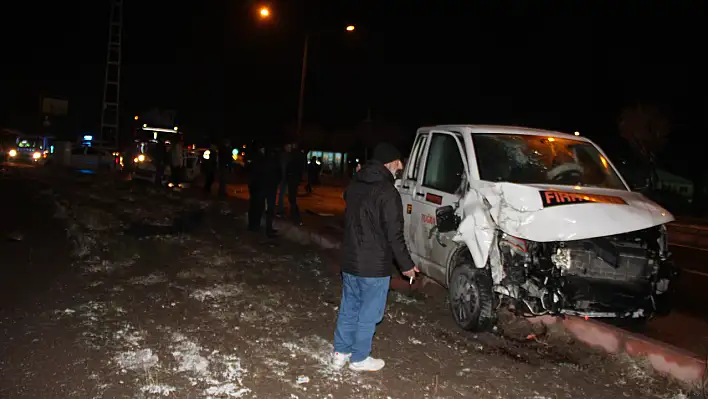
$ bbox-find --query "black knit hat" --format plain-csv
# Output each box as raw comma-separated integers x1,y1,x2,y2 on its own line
372,142,402,165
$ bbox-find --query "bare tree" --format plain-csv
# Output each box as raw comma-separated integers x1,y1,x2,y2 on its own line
619,104,670,163
618,104,671,190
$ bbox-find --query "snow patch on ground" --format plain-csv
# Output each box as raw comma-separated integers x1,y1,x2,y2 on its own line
114,348,160,372
169,332,251,397
83,255,139,274
190,284,244,302
129,272,168,286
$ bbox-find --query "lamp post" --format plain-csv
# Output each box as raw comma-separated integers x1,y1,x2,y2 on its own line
256,6,356,138
296,25,356,137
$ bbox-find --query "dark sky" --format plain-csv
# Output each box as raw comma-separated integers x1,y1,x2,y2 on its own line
0,0,705,161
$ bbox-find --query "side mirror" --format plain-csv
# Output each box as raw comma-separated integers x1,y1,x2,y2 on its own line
435,205,460,233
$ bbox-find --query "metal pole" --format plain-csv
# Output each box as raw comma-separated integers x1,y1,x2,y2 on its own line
296,33,309,139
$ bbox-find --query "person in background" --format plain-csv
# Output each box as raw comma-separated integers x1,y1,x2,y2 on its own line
276,143,292,217
306,155,319,195
285,141,305,225
332,142,419,372
247,142,266,232
217,138,231,198
203,143,217,194
170,137,184,186
263,145,282,236
154,140,166,186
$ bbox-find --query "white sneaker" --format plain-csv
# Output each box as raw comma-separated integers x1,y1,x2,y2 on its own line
348,356,385,372
331,352,351,369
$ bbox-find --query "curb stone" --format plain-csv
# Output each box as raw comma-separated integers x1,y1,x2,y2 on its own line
529,315,706,385
272,213,707,386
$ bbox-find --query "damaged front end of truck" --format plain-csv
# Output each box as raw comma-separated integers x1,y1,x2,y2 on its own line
448,181,678,328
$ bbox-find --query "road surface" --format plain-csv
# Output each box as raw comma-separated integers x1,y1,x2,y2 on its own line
0,166,685,398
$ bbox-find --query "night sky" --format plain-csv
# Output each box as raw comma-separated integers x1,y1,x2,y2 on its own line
0,0,705,169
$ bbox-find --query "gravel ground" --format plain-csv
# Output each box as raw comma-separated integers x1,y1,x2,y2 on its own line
0,166,695,399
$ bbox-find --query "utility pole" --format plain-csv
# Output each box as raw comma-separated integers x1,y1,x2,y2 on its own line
100,0,123,150
296,34,309,139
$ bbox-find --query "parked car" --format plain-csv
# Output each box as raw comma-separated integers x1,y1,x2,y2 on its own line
70,146,119,171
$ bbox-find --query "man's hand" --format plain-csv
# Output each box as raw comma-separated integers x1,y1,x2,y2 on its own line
402,266,419,278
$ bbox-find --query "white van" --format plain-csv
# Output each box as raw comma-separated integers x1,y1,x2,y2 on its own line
396,125,677,331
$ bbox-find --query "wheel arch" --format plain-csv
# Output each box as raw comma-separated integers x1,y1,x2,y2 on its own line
445,243,475,288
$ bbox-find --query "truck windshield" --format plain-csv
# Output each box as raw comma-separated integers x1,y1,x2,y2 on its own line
472,134,627,190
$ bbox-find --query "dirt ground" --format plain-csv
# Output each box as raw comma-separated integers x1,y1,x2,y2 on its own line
0,167,695,398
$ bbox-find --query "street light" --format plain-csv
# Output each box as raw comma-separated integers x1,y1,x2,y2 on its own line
574,131,580,136
259,6,270,19
134,115,139,120
296,26,357,136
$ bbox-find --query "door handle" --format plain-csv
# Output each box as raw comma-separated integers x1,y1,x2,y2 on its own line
415,192,425,197
402,184,410,189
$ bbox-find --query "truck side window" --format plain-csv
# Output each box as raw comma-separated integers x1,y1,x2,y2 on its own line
407,134,428,180
422,134,465,193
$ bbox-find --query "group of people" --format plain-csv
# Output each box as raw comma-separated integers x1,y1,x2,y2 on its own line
151,137,185,186
246,141,305,236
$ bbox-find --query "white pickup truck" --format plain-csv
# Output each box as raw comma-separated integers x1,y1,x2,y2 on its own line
396,125,678,331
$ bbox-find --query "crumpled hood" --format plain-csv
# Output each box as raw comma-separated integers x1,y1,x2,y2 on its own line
453,181,674,271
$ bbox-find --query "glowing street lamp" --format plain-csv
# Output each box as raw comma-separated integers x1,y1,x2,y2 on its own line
345,25,355,32
259,7,270,19
134,115,139,120
574,131,580,136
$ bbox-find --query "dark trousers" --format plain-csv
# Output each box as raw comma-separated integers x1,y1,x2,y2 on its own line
155,163,165,186
171,166,183,184
217,166,227,197
204,170,215,193
264,186,276,233
287,181,301,224
248,182,264,231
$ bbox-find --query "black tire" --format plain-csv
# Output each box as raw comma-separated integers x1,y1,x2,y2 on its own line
449,263,496,331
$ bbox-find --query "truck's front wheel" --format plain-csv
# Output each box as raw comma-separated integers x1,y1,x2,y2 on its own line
449,263,496,331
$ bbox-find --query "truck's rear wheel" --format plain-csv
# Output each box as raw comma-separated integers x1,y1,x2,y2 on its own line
449,263,496,331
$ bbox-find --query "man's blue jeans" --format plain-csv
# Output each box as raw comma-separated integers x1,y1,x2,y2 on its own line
334,273,390,363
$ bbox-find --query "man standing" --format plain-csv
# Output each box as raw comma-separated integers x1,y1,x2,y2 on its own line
247,142,267,232
285,141,305,225
276,143,291,217
154,140,166,186
217,138,231,198
202,143,217,194
332,142,419,372
170,137,184,186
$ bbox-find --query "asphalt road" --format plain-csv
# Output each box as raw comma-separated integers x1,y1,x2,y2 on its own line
0,167,72,310
668,244,708,318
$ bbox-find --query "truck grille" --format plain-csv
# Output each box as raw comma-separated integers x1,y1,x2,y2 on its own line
565,243,654,282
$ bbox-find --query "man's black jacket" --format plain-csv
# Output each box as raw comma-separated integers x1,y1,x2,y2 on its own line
340,160,415,277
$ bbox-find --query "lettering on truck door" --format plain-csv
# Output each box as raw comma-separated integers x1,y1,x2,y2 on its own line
412,131,469,283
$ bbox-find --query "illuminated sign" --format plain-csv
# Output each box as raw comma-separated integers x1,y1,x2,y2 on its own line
406,204,412,214
539,190,627,207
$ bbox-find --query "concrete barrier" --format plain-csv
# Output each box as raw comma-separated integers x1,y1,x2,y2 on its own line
530,315,706,386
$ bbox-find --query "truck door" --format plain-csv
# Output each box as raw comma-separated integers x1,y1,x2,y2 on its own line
410,130,469,282
397,132,429,264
